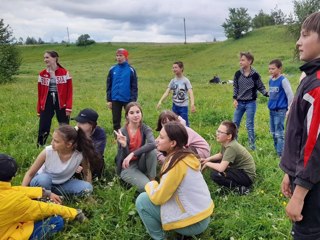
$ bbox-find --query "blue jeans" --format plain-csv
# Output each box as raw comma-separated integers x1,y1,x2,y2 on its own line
233,100,257,150
269,109,286,156
30,173,93,197
172,103,189,126
29,216,64,239
136,192,210,240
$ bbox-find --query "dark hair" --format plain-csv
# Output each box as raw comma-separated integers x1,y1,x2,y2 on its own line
221,121,238,140
55,124,98,178
302,12,320,36
0,154,18,182
173,61,184,72
45,50,64,69
156,110,179,131
269,59,282,68
240,52,254,65
125,102,143,125
159,122,194,177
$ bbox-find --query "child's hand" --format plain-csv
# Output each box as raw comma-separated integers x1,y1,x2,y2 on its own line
201,162,208,171
122,152,134,169
191,105,196,113
50,193,62,204
76,165,83,173
286,196,304,222
200,158,209,165
233,100,238,108
156,102,161,109
281,174,292,198
114,130,127,148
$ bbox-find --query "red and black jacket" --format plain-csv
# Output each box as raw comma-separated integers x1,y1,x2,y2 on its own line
280,58,320,190
37,67,73,114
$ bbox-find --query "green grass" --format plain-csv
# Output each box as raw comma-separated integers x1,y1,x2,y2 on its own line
0,25,302,239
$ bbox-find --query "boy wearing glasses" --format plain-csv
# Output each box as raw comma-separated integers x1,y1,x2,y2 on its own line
201,121,256,195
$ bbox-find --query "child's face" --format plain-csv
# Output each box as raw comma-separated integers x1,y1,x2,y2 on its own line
156,128,174,154
268,64,281,78
239,55,251,69
296,29,320,62
44,53,56,68
215,125,231,144
126,105,142,124
116,54,126,64
51,131,68,151
172,64,183,75
76,122,93,138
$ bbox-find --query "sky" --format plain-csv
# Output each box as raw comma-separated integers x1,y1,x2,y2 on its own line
1,0,294,43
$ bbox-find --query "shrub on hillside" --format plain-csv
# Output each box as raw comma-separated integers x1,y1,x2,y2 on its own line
76,34,95,47
0,19,21,83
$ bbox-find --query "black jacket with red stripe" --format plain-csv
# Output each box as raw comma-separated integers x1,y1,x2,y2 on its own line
280,58,320,190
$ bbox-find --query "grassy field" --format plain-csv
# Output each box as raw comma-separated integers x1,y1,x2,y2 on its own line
0,25,303,239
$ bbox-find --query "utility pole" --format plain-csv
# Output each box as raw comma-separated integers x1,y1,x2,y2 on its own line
183,18,187,44
67,27,70,44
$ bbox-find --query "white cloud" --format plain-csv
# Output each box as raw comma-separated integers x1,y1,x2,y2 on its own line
1,0,294,43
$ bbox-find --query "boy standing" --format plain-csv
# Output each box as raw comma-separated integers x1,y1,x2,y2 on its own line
280,12,320,239
0,153,86,239
233,52,269,150
106,48,138,131
267,59,293,157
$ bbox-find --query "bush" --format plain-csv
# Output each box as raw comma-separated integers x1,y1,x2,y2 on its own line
0,19,21,83
76,34,95,47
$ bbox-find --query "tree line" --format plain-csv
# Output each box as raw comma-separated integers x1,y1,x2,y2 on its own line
222,0,320,39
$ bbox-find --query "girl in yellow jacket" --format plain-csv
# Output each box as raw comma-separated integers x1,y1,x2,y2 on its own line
0,154,86,240
136,121,214,240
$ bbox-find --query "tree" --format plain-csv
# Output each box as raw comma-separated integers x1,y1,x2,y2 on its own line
76,34,95,46
25,36,38,45
270,6,287,25
287,0,320,40
0,19,21,83
222,8,251,39
252,10,275,29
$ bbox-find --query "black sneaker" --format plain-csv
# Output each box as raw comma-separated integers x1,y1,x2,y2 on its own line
238,186,250,195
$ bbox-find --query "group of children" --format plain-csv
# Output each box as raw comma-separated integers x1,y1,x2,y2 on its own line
1,11,320,240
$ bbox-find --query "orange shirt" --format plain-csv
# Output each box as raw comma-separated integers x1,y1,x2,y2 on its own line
127,126,142,160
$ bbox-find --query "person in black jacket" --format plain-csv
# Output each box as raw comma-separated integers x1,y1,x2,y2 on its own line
280,12,320,240
73,108,106,179
232,52,268,150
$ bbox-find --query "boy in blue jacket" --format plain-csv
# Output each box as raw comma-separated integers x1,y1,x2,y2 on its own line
106,48,138,131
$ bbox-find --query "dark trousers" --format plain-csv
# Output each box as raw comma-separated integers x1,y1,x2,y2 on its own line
112,101,128,131
210,168,252,189
290,176,320,240
37,92,69,146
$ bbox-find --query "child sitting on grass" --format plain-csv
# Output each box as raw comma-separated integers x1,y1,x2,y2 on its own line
0,153,86,240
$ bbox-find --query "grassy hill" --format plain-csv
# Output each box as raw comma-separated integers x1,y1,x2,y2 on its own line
0,25,301,239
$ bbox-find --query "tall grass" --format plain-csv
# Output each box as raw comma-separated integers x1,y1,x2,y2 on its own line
0,25,301,239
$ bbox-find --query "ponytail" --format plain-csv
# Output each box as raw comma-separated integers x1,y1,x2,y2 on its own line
56,125,98,181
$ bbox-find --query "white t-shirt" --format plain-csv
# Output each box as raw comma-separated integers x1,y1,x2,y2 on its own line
38,145,83,184
168,76,192,107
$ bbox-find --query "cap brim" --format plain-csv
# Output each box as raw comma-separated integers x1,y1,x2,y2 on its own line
72,116,88,123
